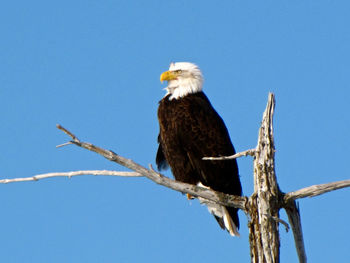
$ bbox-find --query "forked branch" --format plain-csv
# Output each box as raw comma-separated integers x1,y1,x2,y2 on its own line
56,125,249,211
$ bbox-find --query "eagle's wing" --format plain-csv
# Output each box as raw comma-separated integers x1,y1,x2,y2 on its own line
156,134,169,171
179,94,239,193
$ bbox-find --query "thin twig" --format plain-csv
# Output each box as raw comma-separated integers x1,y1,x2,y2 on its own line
57,124,78,141
56,142,73,148
271,216,289,233
202,148,256,160
0,170,142,184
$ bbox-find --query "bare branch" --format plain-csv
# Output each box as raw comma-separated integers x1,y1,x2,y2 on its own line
284,179,350,203
270,216,289,233
202,148,256,160
0,170,142,184
57,124,79,141
56,124,249,212
56,142,73,148
285,201,307,263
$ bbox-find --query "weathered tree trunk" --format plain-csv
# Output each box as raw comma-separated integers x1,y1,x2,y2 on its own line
248,93,281,263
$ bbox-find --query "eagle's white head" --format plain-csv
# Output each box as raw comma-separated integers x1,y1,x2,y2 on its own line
160,62,203,100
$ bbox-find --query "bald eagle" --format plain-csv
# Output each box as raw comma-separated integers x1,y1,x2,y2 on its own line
156,62,242,236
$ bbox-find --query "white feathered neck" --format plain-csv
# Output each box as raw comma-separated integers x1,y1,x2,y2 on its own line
165,62,204,100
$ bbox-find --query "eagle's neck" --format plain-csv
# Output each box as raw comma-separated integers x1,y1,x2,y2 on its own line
165,78,203,100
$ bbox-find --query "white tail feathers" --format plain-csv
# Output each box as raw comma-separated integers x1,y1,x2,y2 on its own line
196,183,240,236
222,206,240,236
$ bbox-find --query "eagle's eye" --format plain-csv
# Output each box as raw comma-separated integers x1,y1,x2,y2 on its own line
175,70,183,74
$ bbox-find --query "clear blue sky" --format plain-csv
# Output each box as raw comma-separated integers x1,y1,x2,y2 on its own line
1,1,349,262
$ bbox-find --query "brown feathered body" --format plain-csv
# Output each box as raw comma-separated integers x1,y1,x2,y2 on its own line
156,91,242,233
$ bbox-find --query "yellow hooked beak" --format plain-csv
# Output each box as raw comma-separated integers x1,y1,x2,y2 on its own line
160,71,178,83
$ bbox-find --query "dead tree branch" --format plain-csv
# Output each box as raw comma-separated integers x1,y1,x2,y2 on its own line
284,179,350,202
284,201,307,263
202,148,256,160
56,125,249,212
0,170,142,184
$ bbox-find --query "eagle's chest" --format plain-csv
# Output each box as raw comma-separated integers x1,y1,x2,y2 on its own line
158,98,195,136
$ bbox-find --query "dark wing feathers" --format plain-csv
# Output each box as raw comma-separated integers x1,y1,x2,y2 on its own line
179,94,241,195
156,135,169,171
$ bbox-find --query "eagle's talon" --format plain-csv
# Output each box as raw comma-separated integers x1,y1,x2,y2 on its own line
186,193,194,200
